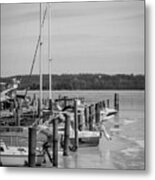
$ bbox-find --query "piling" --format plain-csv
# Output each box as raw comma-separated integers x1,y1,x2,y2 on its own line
49,98,53,114
28,127,37,167
37,98,40,117
78,110,84,131
95,103,100,124
84,106,89,127
89,105,94,131
17,108,21,126
32,94,37,117
63,114,70,156
15,99,20,126
102,100,106,108
32,94,36,107
64,96,68,107
74,99,79,150
107,99,110,108
114,93,119,111
92,104,95,127
53,119,58,167
99,101,103,110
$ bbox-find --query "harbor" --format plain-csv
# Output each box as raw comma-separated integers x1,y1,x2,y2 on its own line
0,1,145,170
0,79,119,167
0,86,144,169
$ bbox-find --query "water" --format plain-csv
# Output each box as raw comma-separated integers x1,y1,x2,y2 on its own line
22,90,145,169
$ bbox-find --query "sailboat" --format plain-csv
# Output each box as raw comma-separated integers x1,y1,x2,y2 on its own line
0,3,47,166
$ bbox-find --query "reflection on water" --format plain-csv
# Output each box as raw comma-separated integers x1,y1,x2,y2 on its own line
25,90,144,169
58,135,144,169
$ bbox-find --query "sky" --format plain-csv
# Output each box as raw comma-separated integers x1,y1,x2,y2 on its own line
1,0,144,77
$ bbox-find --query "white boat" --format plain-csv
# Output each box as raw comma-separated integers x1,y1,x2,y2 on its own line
100,107,117,121
56,113,101,147
0,139,43,166
69,129,100,147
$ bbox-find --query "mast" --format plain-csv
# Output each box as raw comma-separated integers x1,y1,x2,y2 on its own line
48,3,52,111
39,3,43,116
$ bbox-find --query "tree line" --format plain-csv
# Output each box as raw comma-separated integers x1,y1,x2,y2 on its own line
0,73,145,90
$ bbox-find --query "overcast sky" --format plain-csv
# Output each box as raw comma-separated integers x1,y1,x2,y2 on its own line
1,0,144,77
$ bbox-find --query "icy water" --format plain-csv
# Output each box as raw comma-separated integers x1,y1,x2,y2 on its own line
26,90,145,170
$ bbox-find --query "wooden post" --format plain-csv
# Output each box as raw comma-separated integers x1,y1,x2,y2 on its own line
74,100,79,150
32,94,36,107
17,108,21,126
64,96,67,107
102,100,105,109
28,127,36,167
100,101,103,110
92,104,95,128
37,98,40,117
32,94,37,117
114,93,119,111
84,106,89,128
107,99,110,108
89,105,93,131
15,99,20,126
78,110,84,131
53,119,58,167
63,115,70,156
95,103,100,124
49,98,53,114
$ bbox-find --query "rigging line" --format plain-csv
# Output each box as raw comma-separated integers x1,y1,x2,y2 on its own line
24,4,48,97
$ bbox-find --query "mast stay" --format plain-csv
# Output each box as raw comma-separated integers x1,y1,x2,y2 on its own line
24,4,48,98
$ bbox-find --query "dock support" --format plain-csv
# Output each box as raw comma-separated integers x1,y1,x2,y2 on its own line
28,127,36,167
95,103,100,124
63,114,70,156
14,99,20,126
99,101,103,110
114,93,119,111
74,100,79,150
89,105,94,131
84,106,89,128
15,108,21,126
49,98,53,114
64,96,67,107
107,99,110,108
102,100,105,109
37,98,40,117
53,119,58,167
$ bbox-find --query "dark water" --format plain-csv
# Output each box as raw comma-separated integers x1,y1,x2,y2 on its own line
24,90,145,169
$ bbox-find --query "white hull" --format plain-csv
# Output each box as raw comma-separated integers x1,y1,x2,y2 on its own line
0,154,43,166
0,140,43,166
0,155,43,166
100,108,117,122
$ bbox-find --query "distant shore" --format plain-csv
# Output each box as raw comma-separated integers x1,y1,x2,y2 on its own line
0,73,145,91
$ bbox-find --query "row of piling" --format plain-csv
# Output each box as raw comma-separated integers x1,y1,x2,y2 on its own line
28,93,119,167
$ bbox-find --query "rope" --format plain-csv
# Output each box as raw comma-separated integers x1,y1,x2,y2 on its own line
24,4,48,97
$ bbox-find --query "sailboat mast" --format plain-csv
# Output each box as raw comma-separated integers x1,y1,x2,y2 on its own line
39,3,43,116
48,3,52,111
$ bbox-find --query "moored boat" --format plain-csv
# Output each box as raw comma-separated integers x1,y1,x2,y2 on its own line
100,107,117,122
0,139,43,166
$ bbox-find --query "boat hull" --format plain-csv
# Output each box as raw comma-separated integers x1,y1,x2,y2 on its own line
70,136,100,147
0,154,43,166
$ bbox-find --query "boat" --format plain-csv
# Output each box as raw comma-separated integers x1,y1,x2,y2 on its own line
69,130,100,148
100,107,117,122
0,79,19,103
69,110,100,147
0,139,43,166
39,111,101,148
0,79,38,121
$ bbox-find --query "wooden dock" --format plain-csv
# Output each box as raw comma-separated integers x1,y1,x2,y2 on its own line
0,93,120,168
